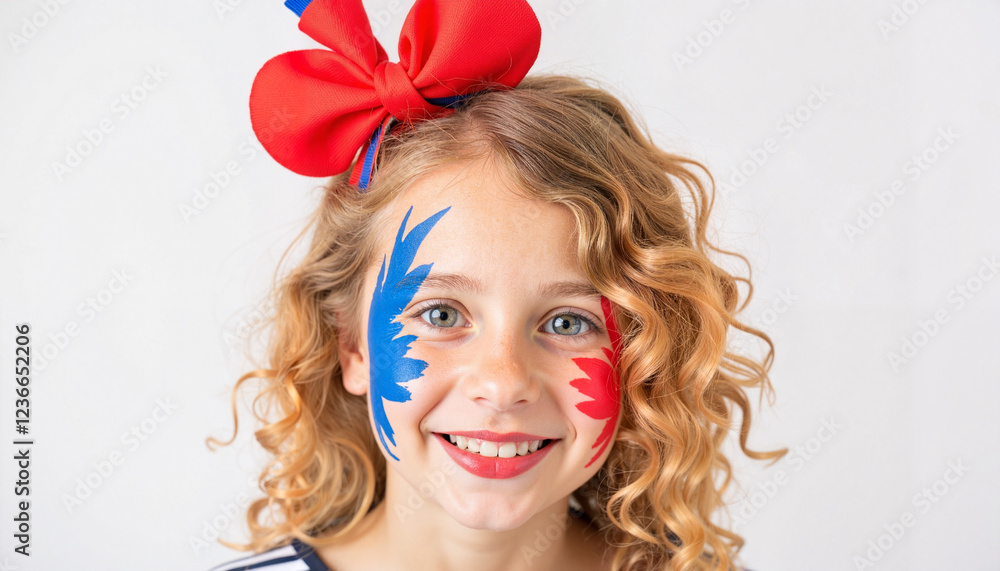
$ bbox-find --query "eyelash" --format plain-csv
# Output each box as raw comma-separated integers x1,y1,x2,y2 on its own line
407,301,603,339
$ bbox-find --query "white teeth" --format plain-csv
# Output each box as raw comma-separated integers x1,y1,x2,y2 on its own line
479,441,499,457
498,442,517,458
445,435,548,458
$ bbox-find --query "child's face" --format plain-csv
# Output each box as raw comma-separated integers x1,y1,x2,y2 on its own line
341,160,621,530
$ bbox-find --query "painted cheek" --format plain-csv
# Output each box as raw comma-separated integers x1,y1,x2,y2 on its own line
569,296,622,468
367,205,450,461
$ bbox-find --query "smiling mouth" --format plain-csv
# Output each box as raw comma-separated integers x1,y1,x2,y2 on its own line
438,433,555,459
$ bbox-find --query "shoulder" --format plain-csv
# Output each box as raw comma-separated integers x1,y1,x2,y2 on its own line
208,538,333,571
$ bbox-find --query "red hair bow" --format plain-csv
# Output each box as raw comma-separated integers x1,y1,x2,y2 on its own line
249,0,542,185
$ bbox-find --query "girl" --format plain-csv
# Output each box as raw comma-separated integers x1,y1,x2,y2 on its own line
209,1,783,570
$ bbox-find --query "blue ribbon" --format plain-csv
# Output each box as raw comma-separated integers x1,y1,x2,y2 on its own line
284,0,312,17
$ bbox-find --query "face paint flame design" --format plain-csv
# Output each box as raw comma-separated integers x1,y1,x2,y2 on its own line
368,205,450,461
570,296,622,468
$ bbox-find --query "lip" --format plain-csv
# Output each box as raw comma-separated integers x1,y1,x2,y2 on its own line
433,433,558,479
442,430,554,443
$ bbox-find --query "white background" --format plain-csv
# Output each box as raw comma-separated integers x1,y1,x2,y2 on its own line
1,1,997,570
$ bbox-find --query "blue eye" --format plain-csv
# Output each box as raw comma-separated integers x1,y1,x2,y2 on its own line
545,313,592,336
412,304,599,337
419,305,466,328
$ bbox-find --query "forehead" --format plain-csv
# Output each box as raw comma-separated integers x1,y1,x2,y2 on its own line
371,160,586,292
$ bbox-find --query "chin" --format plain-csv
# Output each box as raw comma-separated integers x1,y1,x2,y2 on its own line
443,491,539,531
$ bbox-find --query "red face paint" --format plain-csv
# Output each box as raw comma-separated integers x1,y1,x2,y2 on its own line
570,296,622,468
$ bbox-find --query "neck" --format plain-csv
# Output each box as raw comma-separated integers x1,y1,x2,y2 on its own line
362,471,577,571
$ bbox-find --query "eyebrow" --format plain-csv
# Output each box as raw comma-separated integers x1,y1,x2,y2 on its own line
406,272,601,300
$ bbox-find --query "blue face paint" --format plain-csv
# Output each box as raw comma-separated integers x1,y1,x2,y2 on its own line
368,205,450,461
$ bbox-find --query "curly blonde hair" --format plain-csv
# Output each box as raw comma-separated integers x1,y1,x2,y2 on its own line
210,74,785,571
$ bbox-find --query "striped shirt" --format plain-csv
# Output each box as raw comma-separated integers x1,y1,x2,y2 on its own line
208,539,331,571
207,536,760,571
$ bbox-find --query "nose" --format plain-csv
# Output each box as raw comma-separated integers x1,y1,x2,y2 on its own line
460,330,540,411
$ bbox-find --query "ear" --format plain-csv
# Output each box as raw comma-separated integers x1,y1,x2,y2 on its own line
339,333,369,396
